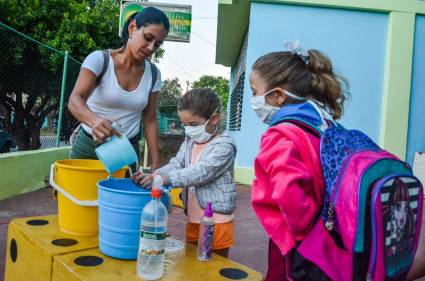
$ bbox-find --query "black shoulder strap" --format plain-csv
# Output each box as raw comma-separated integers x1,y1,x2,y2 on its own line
138,62,159,141
95,49,110,87
148,61,158,93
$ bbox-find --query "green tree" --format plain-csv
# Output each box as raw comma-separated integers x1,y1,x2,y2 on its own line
191,75,230,111
0,0,122,63
157,78,182,110
0,0,164,150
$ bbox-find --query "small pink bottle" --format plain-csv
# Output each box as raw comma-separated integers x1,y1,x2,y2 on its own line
197,202,214,261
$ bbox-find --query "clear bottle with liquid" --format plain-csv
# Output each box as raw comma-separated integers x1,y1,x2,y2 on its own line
197,202,214,261
137,176,168,280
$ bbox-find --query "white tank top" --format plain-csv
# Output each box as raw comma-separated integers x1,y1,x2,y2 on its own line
80,50,162,138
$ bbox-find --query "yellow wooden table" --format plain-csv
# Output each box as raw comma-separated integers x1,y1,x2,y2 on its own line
52,244,263,281
5,215,98,281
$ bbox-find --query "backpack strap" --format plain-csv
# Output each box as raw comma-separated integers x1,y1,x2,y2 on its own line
95,49,110,87
138,61,159,143
148,61,158,93
71,50,109,143
272,117,322,138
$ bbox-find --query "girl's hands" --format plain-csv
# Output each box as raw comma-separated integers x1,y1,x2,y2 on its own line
132,171,168,189
132,171,154,189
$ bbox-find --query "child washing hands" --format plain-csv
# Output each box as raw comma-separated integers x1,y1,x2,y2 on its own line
132,88,237,258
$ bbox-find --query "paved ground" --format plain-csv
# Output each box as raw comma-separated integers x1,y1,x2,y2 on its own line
0,185,269,281
2,186,425,281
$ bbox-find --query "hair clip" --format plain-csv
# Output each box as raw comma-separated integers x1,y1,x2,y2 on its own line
284,39,309,64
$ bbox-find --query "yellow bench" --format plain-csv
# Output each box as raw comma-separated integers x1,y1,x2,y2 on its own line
5,215,98,281
52,244,263,281
5,215,263,281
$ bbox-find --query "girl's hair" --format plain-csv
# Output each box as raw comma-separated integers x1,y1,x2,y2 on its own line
252,49,349,119
121,7,170,50
178,88,221,120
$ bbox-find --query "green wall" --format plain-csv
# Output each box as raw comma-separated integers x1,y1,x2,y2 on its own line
234,167,255,185
0,147,71,200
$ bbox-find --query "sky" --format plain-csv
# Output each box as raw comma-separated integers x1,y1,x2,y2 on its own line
148,0,230,90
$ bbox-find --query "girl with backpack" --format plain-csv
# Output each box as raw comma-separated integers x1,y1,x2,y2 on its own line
249,42,349,281
68,7,169,171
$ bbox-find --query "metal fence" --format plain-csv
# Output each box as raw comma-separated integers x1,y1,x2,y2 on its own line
0,22,80,152
0,22,184,154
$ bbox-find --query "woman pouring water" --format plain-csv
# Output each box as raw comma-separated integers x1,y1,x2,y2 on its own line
68,7,170,171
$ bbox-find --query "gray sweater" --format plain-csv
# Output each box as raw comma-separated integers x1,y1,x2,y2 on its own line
155,131,237,214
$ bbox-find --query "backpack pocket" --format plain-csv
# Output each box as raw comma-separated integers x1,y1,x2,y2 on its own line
368,175,423,281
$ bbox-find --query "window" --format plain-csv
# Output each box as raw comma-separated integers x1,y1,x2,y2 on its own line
228,32,248,131
229,72,244,131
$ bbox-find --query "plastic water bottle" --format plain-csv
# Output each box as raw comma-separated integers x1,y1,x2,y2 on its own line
137,176,168,280
197,202,214,261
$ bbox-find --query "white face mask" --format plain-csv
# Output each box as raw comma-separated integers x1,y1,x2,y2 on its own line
250,88,305,125
184,114,218,144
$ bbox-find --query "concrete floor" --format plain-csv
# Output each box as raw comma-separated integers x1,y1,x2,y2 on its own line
0,185,269,281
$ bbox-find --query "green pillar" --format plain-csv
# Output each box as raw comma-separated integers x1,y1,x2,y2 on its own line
57,51,68,147
380,12,415,160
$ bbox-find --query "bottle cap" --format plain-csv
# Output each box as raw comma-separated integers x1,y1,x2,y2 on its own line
151,188,162,198
204,202,213,217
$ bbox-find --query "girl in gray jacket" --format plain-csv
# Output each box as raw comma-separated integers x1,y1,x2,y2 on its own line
133,88,237,257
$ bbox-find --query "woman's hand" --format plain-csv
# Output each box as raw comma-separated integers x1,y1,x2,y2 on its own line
91,118,121,143
132,171,154,189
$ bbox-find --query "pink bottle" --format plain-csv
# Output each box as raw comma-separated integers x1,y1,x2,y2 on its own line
197,202,214,261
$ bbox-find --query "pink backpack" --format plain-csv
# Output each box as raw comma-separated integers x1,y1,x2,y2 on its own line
275,118,423,281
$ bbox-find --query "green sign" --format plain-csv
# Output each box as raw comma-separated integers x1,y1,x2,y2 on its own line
119,1,192,42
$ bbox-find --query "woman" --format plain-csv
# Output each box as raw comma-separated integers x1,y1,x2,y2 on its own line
68,7,169,171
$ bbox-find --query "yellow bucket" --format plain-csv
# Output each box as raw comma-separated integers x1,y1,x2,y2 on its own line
49,159,126,236
170,188,184,208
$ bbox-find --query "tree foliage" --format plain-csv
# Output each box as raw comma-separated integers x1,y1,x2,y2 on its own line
0,0,164,150
157,78,182,112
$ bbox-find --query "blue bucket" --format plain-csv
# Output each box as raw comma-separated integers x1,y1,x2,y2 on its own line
98,178,170,260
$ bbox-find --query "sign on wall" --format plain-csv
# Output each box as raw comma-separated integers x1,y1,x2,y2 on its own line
119,1,192,42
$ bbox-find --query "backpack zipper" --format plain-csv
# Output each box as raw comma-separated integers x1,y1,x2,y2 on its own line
325,151,364,229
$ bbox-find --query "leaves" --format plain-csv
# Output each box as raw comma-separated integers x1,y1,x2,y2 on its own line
0,0,122,150
0,0,122,62
158,78,183,112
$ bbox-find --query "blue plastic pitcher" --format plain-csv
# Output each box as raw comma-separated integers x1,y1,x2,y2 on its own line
95,135,138,174
98,178,170,260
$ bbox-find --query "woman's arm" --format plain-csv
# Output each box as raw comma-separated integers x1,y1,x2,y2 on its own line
68,68,118,143
142,91,160,171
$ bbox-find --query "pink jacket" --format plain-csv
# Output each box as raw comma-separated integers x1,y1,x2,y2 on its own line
252,123,325,256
